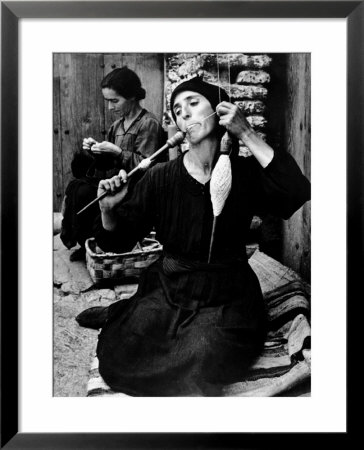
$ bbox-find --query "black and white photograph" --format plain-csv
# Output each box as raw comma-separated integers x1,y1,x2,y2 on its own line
53,52,311,398
2,0,358,444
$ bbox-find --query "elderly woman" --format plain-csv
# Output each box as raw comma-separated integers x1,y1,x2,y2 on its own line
76,77,310,396
61,66,164,260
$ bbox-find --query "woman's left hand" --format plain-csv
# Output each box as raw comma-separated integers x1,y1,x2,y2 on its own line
216,101,252,140
91,141,122,156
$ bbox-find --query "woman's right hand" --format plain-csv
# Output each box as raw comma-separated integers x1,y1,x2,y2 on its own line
98,170,129,212
82,137,98,150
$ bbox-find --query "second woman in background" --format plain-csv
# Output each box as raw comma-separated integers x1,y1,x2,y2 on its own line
61,66,164,260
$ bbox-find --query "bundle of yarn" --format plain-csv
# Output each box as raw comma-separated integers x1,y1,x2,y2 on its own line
210,153,232,216
208,132,232,262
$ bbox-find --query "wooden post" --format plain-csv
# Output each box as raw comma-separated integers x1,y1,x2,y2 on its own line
53,56,63,211
282,54,311,282
58,53,105,201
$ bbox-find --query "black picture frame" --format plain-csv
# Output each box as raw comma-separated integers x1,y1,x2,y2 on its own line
1,1,360,448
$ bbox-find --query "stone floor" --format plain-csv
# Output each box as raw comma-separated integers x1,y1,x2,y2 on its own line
53,232,137,396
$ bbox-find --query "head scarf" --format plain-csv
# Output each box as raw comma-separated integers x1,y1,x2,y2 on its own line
170,76,229,124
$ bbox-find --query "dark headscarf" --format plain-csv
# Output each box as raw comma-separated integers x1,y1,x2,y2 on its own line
170,76,229,123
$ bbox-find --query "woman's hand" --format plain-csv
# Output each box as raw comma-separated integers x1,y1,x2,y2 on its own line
82,137,99,150
98,170,129,213
216,101,253,141
217,101,274,168
91,141,122,157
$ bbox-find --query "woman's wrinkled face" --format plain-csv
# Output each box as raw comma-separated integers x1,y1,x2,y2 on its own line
173,91,217,144
102,87,133,116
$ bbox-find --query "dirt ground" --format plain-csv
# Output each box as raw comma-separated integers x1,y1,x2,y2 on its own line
53,232,137,397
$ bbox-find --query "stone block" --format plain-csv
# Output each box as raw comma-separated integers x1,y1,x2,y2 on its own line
235,100,266,115
236,70,270,85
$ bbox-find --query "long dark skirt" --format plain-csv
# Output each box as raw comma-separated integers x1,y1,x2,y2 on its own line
60,178,99,249
96,258,267,396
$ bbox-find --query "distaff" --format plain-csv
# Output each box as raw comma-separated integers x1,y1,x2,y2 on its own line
76,131,186,215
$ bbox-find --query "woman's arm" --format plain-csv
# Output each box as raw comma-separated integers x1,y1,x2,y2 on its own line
94,169,156,252
249,151,311,219
83,128,122,157
217,101,310,219
97,170,129,231
90,141,122,157
216,101,274,168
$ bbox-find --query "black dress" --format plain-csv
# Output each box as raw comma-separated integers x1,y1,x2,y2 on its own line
94,150,311,396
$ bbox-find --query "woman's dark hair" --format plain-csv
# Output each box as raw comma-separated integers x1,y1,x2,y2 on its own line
100,66,146,101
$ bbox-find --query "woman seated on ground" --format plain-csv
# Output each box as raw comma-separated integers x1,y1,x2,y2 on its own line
76,76,311,396
60,66,164,260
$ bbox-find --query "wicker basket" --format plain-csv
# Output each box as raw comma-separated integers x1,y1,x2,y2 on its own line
85,236,163,284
